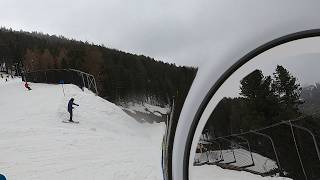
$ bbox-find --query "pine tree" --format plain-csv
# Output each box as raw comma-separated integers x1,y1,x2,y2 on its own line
240,69,279,128
272,65,302,119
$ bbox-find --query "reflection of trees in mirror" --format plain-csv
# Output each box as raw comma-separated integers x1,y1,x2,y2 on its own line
196,65,320,180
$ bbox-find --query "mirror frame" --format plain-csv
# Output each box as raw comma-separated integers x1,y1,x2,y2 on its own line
182,29,320,180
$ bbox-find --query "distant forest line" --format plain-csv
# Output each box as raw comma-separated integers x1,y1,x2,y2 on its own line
0,27,197,106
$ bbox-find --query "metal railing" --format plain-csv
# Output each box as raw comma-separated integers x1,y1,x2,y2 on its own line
194,112,320,179
24,68,98,95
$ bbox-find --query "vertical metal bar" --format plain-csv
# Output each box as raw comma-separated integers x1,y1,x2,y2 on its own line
205,130,221,162
200,134,209,163
289,123,320,161
163,97,174,180
231,146,236,163
236,135,255,166
81,73,85,89
210,140,224,162
250,130,282,174
61,84,65,97
45,71,47,83
86,74,90,90
220,137,237,163
88,76,92,89
218,142,223,161
289,121,308,180
204,135,210,163
92,75,98,95
88,75,92,90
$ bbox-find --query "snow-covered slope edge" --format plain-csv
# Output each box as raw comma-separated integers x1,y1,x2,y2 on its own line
0,79,164,180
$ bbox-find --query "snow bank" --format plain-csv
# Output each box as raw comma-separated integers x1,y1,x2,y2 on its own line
0,78,165,180
121,102,169,115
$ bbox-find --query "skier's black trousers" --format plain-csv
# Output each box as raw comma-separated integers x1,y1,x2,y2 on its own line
69,110,73,121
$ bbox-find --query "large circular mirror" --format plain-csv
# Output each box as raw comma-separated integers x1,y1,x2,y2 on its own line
189,36,320,180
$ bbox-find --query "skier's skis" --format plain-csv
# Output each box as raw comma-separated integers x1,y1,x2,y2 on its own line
62,120,79,124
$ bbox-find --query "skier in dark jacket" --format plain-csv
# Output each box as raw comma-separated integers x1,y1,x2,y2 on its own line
68,98,79,122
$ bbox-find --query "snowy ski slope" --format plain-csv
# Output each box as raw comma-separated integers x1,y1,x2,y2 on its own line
0,76,164,180
0,75,293,180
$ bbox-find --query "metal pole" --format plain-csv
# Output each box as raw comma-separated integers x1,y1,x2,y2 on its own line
92,75,99,95
206,130,224,162
163,97,174,180
86,74,90,90
61,84,65,97
286,122,320,161
200,134,210,163
289,121,308,180
204,138,210,163
250,130,282,174
210,140,224,162
81,73,85,89
234,135,255,166
45,71,47,83
217,137,237,163
87,76,92,89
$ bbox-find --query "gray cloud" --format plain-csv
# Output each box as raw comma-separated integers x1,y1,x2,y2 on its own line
1,0,320,67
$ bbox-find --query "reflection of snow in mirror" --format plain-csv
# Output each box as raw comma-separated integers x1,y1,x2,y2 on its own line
191,165,292,180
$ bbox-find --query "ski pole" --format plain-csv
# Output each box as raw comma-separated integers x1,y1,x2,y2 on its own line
59,80,65,97
61,84,65,97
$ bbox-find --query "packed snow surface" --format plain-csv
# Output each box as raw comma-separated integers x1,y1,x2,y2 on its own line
0,77,164,180
190,165,291,180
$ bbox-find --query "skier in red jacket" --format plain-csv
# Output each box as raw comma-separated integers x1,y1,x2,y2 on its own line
25,82,32,90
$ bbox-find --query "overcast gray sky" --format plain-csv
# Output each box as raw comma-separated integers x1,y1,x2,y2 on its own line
1,0,320,67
